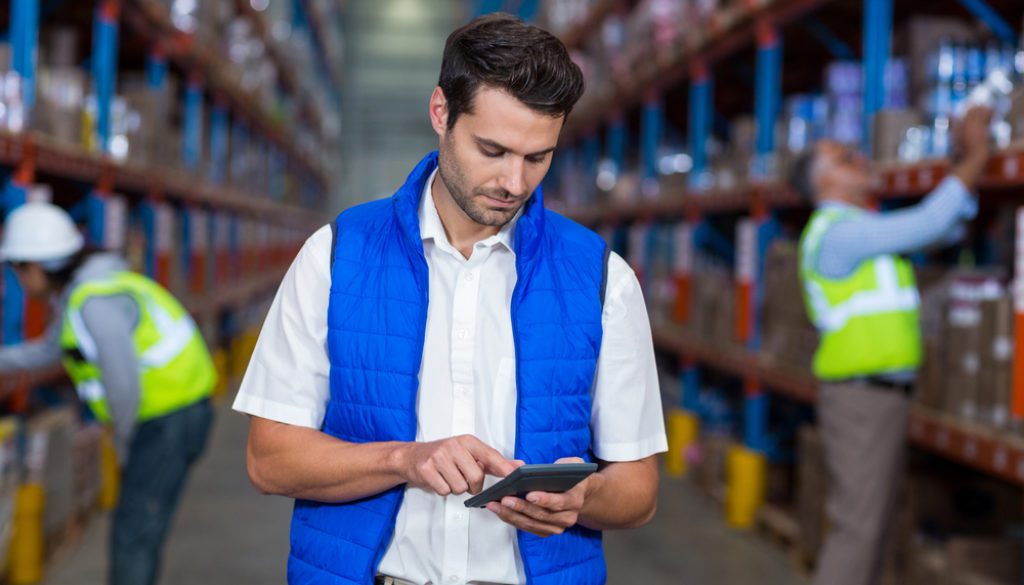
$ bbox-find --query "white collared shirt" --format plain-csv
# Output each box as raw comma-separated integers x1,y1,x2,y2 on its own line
233,169,667,585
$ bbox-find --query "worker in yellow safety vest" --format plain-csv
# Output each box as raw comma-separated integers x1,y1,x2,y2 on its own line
0,201,217,585
787,106,993,585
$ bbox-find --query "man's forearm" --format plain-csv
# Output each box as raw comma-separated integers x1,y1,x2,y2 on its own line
246,416,410,503
578,456,659,530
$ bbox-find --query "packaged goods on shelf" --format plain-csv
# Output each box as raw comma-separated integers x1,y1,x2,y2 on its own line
761,241,817,374
34,67,85,146
0,417,22,566
25,406,77,549
72,424,103,518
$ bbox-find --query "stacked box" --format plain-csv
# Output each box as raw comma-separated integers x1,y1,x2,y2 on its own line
25,407,77,550
978,293,1014,429
796,426,826,564
761,241,817,374
943,273,1004,422
72,424,103,518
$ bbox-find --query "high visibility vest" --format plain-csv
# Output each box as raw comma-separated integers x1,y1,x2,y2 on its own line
59,271,216,423
799,207,922,380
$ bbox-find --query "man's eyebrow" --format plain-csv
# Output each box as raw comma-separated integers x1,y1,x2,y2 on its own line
473,135,556,157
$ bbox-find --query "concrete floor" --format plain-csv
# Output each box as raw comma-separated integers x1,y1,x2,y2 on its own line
44,399,805,585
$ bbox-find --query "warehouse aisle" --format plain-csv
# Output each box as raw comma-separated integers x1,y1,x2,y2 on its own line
43,398,805,585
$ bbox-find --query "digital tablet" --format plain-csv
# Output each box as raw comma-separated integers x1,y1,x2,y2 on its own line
464,463,598,508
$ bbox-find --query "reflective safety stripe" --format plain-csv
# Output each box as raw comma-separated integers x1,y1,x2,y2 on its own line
67,309,99,363
138,303,199,368
77,379,106,402
804,256,920,332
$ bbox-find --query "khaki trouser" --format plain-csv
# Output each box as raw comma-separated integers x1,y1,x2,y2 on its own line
812,380,910,585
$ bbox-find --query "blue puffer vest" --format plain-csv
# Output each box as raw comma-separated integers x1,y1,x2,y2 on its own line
287,152,610,585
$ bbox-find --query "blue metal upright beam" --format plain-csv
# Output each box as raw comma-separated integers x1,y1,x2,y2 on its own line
863,0,892,154
607,114,627,176
641,94,664,186
141,49,167,279
91,0,120,154
688,63,713,189
955,0,1016,45
11,0,40,111
754,23,782,178
183,78,204,171
209,102,229,184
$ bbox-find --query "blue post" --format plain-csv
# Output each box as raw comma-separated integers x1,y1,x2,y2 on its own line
183,78,204,171
209,102,229,184
231,120,249,186
754,23,782,178
229,215,240,280
863,0,892,154
641,94,663,186
607,115,627,176
180,208,192,278
11,0,40,111
682,362,701,413
955,0,1016,45
86,192,106,246
1,184,28,345
688,63,713,189
146,49,167,89
91,0,119,154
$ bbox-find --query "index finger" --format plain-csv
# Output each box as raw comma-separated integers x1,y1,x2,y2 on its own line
461,437,518,477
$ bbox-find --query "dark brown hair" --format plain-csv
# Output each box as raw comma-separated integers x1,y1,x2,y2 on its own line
438,13,584,131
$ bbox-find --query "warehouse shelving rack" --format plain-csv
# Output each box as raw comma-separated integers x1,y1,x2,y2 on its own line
553,0,1024,492
0,0,337,406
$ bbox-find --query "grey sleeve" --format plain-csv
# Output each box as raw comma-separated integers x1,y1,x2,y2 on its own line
80,295,141,462
817,176,976,279
0,318,63,373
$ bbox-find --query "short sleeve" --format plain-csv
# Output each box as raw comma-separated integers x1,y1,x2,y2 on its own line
232,225,334,429
590,252,668,462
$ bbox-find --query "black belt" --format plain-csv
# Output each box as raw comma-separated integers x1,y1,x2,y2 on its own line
862,376,914,394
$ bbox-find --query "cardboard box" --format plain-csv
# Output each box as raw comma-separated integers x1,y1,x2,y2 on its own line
873,109,922,162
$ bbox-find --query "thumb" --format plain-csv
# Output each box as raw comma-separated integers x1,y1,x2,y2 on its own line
554,456,585,464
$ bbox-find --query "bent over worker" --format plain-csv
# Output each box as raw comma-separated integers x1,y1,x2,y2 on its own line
0,201,217,585
235,13,667,585
789,106,993,585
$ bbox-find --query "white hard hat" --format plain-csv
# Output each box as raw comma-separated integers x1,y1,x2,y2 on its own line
0,202,84,263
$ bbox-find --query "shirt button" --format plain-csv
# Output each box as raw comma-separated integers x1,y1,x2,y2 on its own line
457,329,468,339
454,512,464,520
464,272,475,282
449,576,459,583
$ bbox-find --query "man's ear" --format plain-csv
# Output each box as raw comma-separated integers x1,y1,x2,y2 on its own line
429,87,449,137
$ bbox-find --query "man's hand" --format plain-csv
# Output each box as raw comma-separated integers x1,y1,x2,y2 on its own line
952,105,995,189
485,457,600,538
397,434,520,496
956,105,994,160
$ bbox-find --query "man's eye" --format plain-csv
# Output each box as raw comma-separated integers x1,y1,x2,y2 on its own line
483,150,503,158
527,155,546,164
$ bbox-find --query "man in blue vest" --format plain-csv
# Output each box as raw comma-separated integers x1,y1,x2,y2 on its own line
233,13,667,585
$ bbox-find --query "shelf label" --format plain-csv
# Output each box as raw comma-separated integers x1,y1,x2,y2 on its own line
104,195,126,251
963,439,977,460
156,203,174,253
993,447,1008,471
1004,155,1020,180
918,168,934,187
736,219,757,284
893,171,910,192
673,223,694,275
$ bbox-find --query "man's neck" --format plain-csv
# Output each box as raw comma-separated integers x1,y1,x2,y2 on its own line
431,177,501,259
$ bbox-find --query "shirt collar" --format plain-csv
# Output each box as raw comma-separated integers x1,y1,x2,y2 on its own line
418,168,519,253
